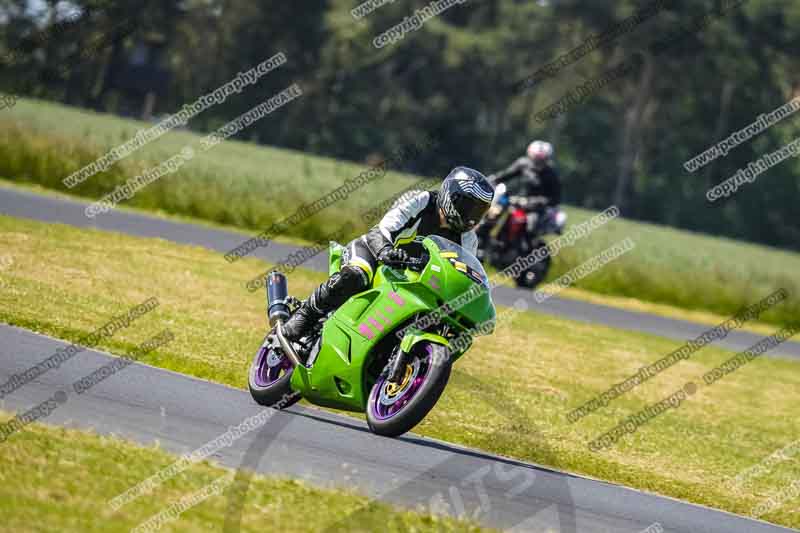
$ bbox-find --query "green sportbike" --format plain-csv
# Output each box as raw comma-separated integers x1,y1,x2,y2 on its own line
248,235,496,437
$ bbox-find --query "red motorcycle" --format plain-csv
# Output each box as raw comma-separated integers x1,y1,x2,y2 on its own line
476,184,567,289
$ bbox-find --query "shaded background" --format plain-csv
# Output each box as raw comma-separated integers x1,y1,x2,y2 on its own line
1,0,798,249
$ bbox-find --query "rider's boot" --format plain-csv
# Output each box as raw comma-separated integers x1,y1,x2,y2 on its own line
282,265,370,344
281,299,324,343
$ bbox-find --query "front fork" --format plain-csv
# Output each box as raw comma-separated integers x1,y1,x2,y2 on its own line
386,331,451,384
386,346,409,384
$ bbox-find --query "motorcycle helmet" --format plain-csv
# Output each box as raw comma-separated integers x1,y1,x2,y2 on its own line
437,167,495,232
527,140,554,170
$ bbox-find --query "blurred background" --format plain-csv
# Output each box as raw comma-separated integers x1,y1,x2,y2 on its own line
0,0,798,250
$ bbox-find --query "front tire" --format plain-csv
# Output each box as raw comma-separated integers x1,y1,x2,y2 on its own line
366,343,451,437
515,240,550,289
248,334,302,408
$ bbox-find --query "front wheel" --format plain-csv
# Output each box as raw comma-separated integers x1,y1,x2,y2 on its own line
248,334,302,408
515,240,551,289
366,343,451,437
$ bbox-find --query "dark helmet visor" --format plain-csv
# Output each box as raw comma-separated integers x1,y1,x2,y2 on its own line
451,191,490,230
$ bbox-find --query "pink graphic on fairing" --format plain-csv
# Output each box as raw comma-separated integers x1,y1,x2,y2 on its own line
429,275,441,291
375,309,389,323
389,291,405,306
368,317,385,332
358,323,375,339
384,305,395,314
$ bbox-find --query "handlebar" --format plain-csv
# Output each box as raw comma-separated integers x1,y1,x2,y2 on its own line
507,195,549,209
383,254,428,271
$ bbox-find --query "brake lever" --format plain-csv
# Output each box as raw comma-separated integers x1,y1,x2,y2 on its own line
382,259,408,270
407,254,428,271
384,256,427,271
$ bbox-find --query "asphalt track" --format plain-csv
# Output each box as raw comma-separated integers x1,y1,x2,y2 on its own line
1,186,798,532
1,184,798,360
1,324,795,533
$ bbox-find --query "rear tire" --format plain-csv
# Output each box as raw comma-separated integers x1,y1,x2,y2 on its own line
248,334,302,408
366,343,451,437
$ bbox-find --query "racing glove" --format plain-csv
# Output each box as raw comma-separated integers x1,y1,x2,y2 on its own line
377,246,408,265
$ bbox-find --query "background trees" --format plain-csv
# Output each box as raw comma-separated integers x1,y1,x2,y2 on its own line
2,0,798,250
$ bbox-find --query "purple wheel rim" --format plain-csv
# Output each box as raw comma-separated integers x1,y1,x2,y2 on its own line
370,345,432,421
254,345,292,388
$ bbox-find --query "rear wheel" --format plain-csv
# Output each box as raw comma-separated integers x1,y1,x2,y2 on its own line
248,334,301,408
366,343,451,437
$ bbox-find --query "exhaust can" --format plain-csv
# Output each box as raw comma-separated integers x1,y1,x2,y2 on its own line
267,271,290,326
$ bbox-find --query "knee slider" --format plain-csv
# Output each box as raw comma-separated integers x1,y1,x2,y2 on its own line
322,265,370,309
338,265,370,291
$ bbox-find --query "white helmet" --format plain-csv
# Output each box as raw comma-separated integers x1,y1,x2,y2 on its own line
527,140,554,170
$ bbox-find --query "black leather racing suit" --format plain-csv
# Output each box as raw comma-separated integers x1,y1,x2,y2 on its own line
302,190,477,321
491,156,561,206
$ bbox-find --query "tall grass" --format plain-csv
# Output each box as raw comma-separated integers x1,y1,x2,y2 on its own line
0,98,425,243
2,97,799,327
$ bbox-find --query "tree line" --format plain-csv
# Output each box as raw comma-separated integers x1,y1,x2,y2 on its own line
1,0,798,250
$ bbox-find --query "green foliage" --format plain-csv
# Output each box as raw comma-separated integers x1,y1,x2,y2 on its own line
2,0,799,250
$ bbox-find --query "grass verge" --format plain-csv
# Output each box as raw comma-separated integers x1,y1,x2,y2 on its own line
1,215,799,528
2,98,800,327
0,177,785,337
0,413,488,532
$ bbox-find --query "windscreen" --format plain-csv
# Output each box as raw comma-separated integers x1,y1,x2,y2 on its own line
428,236,490,287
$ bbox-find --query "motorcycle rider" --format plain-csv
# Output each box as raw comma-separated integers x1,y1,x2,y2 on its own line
280,166,495,350
490,140,561,206
485,140,561,234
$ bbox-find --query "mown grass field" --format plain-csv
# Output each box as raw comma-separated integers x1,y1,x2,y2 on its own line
1,215,799,528
0,177,783,339
0,413,488,533
1,98,800,328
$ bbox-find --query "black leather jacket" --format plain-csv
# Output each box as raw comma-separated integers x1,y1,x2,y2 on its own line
364,190,478,257
492,157,561,207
